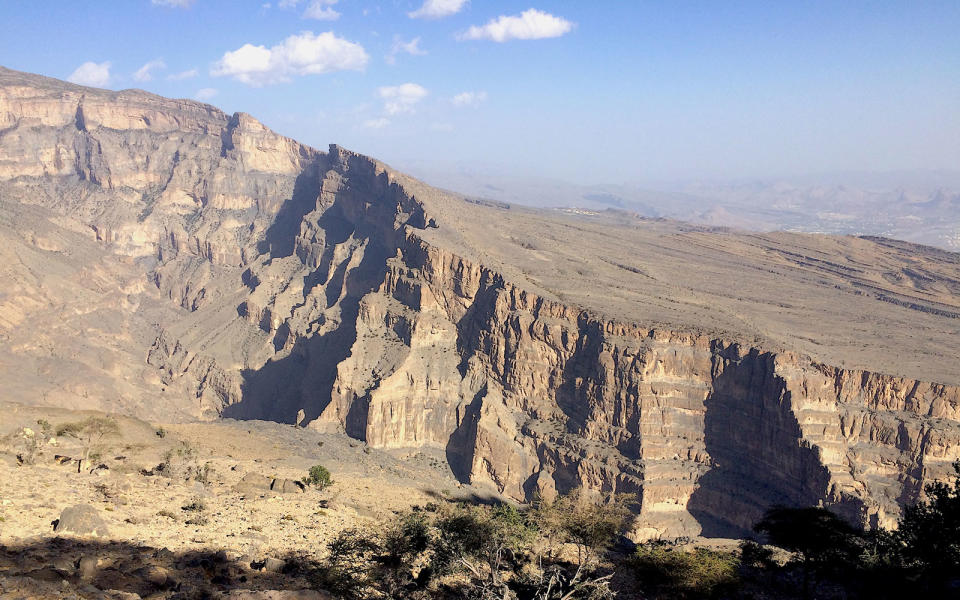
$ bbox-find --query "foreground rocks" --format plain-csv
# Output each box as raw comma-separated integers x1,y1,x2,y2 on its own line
0,538,330,599
54,505,110,537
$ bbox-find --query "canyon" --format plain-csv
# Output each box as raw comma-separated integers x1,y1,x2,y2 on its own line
1,66,959,540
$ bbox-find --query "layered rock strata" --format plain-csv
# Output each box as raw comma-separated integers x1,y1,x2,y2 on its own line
2,66,959,538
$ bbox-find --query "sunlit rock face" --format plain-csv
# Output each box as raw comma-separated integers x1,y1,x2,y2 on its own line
2,66,959,540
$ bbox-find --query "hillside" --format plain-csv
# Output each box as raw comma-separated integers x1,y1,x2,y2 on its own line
1,66,959,540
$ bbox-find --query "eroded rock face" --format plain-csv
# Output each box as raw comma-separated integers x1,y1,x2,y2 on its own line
2,66,960,539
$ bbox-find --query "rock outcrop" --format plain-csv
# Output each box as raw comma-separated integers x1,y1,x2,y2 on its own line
2,66,959,539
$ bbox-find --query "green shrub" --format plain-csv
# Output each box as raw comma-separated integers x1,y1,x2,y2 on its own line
304,464,333,490
631,543,740,597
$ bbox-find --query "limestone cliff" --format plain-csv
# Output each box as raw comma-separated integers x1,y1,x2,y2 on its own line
2,66,959,539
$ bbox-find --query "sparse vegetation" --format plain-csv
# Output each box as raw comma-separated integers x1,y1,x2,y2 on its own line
181,498,207,513
160,440,210,482
630,543,740,598
312,490,631,600
55,416,120,472
303,464,333,490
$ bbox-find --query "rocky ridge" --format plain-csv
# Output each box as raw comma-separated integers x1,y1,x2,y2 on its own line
1,66,959,539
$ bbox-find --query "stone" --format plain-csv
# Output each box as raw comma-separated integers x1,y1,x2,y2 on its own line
132,565,171,589
270,478,305,494
54,504,109,536
78,555,99,580
232,473,273,494
262,557,285,573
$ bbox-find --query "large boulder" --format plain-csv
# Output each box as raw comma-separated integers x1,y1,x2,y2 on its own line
270,478,305,494
232,473,273,494
232,473,305,495
54,504,109,536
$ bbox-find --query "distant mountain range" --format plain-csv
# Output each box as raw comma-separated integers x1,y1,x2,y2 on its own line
405,167,960,251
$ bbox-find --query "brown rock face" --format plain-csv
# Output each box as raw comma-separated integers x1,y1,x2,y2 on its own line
2,66,959,539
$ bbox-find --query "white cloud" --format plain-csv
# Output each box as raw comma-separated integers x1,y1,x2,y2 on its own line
409,0,468,19
452,90,487,107
194,88,218,101
303,0,339,20
133,59,166,82
278,0,299,7
67,61,111,87
363,117,390,129
167,68,199,80
211,31,368,86
460,9,573,42
151,0,194,7
385,36,426,65
377,83,428,115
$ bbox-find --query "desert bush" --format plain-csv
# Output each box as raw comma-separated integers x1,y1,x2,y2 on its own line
160,441,210,481
630,543,740,598
181,497,207,513
876,461,960,592
304,464,333,490
310,490,631,600
56,416,119,472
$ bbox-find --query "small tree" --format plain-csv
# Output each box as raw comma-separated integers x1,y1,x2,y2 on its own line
528,490,632,599
754,506,862,598
433,503,535,597
56,417,120,473
887,461,960,590
304,464,334,490
631,542,740,598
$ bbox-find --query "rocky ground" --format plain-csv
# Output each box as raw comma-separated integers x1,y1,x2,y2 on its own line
0,402,488,598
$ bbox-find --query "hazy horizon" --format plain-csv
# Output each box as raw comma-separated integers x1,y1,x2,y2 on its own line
1,1,958,186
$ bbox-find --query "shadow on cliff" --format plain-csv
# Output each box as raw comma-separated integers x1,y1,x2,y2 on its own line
224,236,388,426
257,158,324,258
686,344,832,538
223,171,390,427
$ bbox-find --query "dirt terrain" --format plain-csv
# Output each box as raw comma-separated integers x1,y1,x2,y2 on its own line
0,402,482,598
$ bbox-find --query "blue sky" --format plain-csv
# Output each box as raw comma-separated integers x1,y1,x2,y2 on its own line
1,1,958,184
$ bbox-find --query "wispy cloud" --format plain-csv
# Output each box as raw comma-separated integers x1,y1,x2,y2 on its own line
133,59,166,82
67,61,111,87
452,91,487,107
377,83,428,115
363,117,390,129
385,36,426,65
409,0,468,19
194,88,218,101
167,68,199,81
303,0,339,20
151,0,194,7
460,9,573,42
211,31,368,86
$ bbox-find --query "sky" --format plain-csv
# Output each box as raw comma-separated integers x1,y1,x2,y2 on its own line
1,1,959,185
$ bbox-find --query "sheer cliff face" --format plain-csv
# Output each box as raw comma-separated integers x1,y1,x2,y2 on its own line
2,67,960,539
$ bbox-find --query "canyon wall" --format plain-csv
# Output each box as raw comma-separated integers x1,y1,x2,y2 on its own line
2,67,959,539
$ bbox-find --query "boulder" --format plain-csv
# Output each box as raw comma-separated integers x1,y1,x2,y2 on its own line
232,473,273,494
54,504,109,536
78,555,99,580
132,565,171,589
263,557,285,573
270,478,305,494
